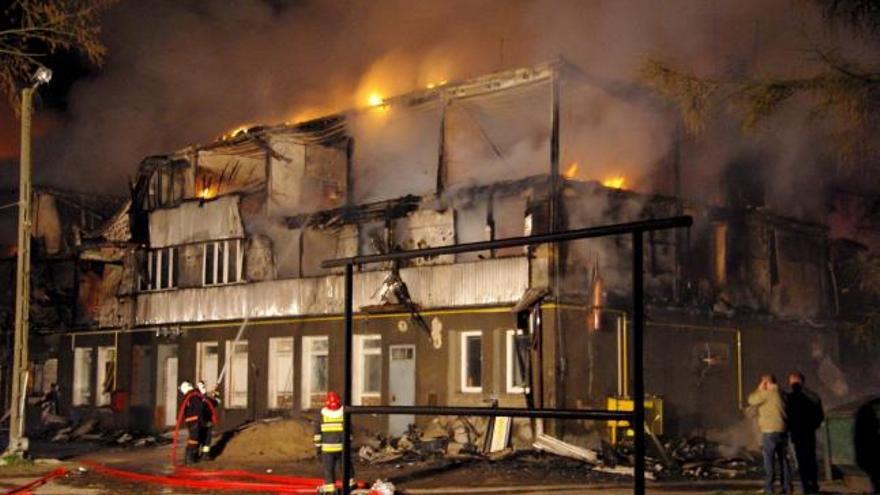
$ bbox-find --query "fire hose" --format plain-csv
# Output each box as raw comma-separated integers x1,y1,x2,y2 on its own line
169,389,217,466
1,467,67,495
80,460,322,493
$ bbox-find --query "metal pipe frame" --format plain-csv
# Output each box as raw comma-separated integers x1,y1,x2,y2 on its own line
323,215,692,495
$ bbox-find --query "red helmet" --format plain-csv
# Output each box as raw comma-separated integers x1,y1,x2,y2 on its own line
325,391,341,410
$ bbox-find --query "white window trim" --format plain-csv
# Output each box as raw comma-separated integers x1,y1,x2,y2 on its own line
141,247,177,292
196,341,219,391
95,346,116,406
72,347,93,407
505,329,529,394
301,336,329,410
224,340,249,408
353,335,382,405
202,239,243,286
460,330,483,394
268,337,294,410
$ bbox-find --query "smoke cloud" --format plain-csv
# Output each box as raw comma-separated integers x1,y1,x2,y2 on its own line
25,0,875,218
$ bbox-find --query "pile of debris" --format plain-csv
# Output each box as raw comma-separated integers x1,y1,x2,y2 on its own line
357,419,761,482
358,416,500,466
47,418,167,448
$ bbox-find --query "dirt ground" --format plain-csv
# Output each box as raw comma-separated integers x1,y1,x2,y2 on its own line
213,418,316,463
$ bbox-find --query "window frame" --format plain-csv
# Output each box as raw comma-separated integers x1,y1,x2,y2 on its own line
72,347,94,407
195,341,220,392
505,329,529,394
267,337,295,410
460,330,483,394
139,246,179,292
224,340,249,409
95,346,116,407
202,239,243,286
301,336,329,410
353,335,382,405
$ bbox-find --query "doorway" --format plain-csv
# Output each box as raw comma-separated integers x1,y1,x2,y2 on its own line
388,345,416,436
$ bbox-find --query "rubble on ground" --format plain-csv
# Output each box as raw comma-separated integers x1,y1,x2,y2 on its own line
43,417,167,449
357,420,761,482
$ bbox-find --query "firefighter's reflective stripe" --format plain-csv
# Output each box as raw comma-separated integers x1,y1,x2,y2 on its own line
313,434,322,444
187,439,199,445
322,483,337,493
322,443,343,453
184,415,199,423
321,423,344,432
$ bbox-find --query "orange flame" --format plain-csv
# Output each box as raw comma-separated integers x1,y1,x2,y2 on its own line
197,185,217,200
563,162,579,179
367,92,385,107
602,175,626,189
221,125,250,141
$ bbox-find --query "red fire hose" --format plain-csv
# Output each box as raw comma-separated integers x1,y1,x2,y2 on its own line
1,467,67,495
170,390,217,466
80,460,322,493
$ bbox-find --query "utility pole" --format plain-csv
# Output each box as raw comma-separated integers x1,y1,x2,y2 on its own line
6,66,52,458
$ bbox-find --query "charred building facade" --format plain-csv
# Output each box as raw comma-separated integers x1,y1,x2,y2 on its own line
52,62,849,442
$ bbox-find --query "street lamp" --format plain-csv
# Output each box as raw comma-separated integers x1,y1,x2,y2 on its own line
5,65,52,458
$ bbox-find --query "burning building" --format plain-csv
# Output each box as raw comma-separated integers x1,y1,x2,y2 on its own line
0,187,123,419
53,61,852,443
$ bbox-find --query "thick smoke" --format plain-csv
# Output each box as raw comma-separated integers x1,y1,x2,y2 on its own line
30,0,875,215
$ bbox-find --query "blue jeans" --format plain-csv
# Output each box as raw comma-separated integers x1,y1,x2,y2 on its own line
762,432,792,494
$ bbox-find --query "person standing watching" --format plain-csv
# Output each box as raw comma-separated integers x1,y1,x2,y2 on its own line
749,374,792,494
786,372,824,494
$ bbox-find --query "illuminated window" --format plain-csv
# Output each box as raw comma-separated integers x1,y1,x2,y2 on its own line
225,341,249,408
268,337,294,409
460,331,483,393
73,347,93,406
354,335,382,405
196,342,219,391
203,239,243,286
506,330,529,394
301,336,328,410
96,347,116,406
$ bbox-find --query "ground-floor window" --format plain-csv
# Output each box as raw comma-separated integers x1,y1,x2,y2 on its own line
196,342,219,391
30,358,57,396
354,335,382,405
301,336,328,410
96,346,116,406
505,330,529,394
460,331,483,393
225,341,249,408
73,347,93,406
268,337,294,409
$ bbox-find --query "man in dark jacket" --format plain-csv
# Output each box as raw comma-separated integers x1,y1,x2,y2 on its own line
786,372,824,494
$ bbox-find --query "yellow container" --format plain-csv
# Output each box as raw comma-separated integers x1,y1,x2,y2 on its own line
606,396,663,444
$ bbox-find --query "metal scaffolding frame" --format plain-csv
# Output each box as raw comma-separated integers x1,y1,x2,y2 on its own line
322,215,693,495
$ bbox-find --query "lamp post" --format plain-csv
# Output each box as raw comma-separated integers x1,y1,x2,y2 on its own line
5,66,52,457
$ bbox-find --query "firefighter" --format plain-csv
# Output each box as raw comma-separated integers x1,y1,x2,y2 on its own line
179,381,203,465
196,381,220,460
314,391,354,493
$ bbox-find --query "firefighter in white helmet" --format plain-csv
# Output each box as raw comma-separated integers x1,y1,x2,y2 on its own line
196,381,219,459
179,381,203,464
